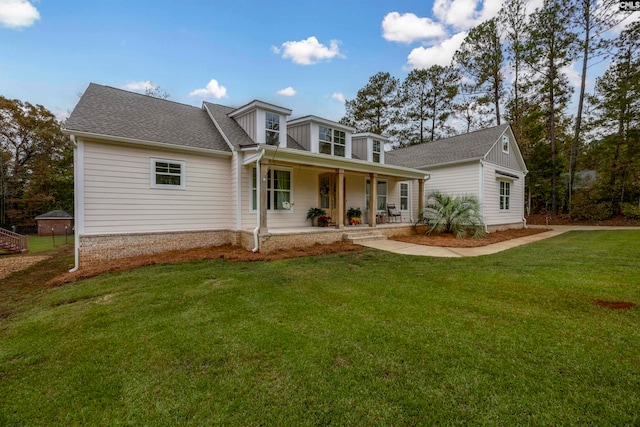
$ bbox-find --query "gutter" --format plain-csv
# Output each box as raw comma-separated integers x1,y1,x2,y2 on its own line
252,148,266,252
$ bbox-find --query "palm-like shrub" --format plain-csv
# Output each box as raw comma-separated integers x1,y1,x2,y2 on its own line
419,191,486,238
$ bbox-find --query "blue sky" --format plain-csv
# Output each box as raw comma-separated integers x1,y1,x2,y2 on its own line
1,0,638,123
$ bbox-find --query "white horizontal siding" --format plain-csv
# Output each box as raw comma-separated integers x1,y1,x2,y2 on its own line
425,162,480,197
83,140,231,234
482,163,525,226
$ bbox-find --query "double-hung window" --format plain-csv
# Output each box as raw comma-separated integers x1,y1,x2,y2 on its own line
400,182,409,211
319,126,346,157
499,181,510,210
151,158,185,189
252,168,292,211
265,112,280,145
372,140,381,163
366,180,388,212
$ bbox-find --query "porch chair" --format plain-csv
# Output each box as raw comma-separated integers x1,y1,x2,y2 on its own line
387,204,402,222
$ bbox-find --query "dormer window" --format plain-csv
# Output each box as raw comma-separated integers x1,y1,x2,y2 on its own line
373,140,381,163
266,112,280,146
319,126,346,157
502,135,509,153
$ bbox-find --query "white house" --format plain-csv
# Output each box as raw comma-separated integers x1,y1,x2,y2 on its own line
386,125,528,231
63,83,527,268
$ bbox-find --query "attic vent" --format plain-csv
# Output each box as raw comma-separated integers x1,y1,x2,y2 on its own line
495,170,519,180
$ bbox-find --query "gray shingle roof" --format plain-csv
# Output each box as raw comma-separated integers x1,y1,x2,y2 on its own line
203,102,255,148
35,210,73,219
386,124,510,168
64,83,230,152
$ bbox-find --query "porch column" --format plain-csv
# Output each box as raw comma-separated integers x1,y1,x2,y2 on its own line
418,178,425,221
336,168,345,228
259,159,269,233
369,173,377,228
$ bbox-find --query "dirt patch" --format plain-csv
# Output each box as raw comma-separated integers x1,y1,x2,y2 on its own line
392,227,551,248
0,255,50,280
594,300,637,310
48,242,363,286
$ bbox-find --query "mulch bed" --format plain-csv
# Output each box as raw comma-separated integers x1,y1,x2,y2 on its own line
594,300,637,310
392,227,551,248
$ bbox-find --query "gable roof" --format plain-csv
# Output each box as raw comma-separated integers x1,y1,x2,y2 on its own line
35,210,73,219
64,83,230,152
386,124,511,168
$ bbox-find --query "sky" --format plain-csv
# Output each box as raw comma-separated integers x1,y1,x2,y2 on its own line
0,0,638,123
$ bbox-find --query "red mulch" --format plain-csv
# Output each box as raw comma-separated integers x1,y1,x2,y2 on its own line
393,227,551,248
526,214,640,227
47,242,363,286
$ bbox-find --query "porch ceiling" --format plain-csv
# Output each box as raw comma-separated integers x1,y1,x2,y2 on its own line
243,145,429,180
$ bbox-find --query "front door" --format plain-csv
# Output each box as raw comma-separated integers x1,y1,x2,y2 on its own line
319,173,346,224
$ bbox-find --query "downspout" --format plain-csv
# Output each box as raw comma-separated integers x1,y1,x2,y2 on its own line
523,170,529,228
479,160,488,233
69,135,80,272
252,148,265,252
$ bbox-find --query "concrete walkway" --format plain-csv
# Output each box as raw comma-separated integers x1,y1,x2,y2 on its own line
357,225,640,257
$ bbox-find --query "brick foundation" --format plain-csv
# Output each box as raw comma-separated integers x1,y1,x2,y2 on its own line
79,230,235,264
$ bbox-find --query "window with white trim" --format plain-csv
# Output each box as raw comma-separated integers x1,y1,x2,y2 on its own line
502,135,509,153
265,112,280,145
319,126,346,157
151,158,185,189
373,140,381,163
366,179,388,211
499,180,510,210
252,167,292,211
400,182,410,211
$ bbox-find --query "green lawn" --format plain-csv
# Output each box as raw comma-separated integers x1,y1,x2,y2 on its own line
1,231,639,425
26,234,74,253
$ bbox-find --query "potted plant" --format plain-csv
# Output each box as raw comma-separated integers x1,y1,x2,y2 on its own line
307,207,326,226
317,215,332,227
347,207,362,226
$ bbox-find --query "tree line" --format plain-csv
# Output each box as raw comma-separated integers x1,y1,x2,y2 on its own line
0,97,73,230
341,0,639,218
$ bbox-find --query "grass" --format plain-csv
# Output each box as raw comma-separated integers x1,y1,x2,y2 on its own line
1,230,639,425
0,234,74,255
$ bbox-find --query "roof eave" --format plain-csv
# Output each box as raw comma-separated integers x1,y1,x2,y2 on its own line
62,129,232,157
255,145,429,180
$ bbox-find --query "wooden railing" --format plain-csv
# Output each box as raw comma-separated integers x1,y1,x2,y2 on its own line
0,227,28,253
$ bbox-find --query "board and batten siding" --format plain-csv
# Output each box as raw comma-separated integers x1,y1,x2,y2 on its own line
485,135,524,171
82,140,231,234
482,163,525,226
287,123,311,151
234,110,257,142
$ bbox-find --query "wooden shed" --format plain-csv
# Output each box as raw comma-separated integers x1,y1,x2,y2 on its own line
35,210,74,236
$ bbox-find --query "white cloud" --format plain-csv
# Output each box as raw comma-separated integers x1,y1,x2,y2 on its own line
189,79,228,99
122,81,156,91
382,12,446,43
0,0,40,29
274,36,344,65
331,92,346,104
561,62,583,89
406,31,468,69
277,86,296,97
433,0,503,31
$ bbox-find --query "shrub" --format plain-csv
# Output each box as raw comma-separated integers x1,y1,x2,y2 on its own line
417,192,486,239
569,192,613,221
622,203,640,220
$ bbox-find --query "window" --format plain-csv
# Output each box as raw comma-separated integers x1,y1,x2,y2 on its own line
252,168,292,211
500,181,510,210
265,112,280,145
400,182,409,211
151,158,185,189
373,140,381,163
319,126,346,157
502,135,509,153
366,180,388,211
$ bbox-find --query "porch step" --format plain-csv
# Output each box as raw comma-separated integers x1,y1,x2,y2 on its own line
342,231,387,244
